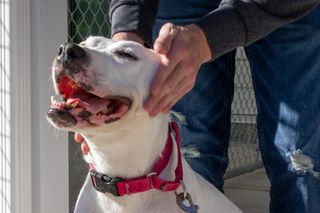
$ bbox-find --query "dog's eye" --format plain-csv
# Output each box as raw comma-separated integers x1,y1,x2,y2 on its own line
113,50,138,61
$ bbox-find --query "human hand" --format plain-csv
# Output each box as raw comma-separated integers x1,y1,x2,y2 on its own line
143,23,212,116
74,133,90,155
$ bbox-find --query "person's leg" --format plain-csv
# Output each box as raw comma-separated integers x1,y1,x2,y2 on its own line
154,0,236,191
245,7,320,213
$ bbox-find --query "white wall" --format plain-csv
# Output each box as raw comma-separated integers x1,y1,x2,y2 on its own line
30,0,69,212
11,0,70,211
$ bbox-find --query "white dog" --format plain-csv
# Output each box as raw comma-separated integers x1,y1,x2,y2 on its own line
47,36,242,213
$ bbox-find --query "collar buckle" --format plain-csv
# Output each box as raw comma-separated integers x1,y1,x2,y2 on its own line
90,170,123,196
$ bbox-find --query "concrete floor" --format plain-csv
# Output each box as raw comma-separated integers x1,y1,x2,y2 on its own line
225,168,270,213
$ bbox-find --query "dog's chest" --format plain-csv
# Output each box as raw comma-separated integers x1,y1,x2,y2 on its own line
94,190,184,213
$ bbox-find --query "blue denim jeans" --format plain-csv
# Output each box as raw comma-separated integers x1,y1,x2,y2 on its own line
153,1,320,213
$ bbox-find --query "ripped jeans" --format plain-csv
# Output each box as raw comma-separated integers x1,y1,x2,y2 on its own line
153,2,320,213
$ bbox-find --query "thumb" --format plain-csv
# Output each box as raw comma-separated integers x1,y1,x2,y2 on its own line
154,23,180,55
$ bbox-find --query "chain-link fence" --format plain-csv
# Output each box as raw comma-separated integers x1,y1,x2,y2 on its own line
225,47,263,179
67,0,262,211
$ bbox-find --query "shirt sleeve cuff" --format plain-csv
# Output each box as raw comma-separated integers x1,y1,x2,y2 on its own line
109,3,156,46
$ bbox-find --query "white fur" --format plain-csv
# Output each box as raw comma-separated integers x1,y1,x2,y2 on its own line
50,36,242,213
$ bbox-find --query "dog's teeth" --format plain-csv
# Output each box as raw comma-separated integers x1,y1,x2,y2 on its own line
66,99,72,104
100,105,109,114
67,99,80,108
51,96,59,107
71,101,79,108
96,111,104,117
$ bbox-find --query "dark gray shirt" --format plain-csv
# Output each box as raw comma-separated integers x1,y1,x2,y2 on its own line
109,0,320,60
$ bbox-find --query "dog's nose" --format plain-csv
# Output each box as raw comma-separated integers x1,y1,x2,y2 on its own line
57,43,86,64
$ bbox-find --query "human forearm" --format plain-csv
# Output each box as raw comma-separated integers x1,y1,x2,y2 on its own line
195,0,320,60
109,0,159,46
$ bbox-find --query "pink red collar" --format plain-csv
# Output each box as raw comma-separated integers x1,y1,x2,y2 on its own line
89,122,183,196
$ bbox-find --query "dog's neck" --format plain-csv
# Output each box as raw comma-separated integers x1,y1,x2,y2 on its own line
82,113,175,180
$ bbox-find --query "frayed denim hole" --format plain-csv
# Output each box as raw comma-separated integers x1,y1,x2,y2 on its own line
181,145,200,159
286,149,320,180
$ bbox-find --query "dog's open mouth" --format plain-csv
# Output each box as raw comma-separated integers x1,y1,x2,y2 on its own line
48,76,132,127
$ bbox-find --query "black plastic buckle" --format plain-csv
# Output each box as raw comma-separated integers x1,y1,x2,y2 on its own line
90,170,123,196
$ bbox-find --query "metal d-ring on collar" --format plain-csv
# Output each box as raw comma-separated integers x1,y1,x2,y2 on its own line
175,180,200,213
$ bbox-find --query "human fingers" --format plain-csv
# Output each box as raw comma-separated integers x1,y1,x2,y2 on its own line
145,24,211,116
152,73,197,115
156,25,211,112
157,57,198,101
154,23,180,55
74,132,84,143
145,37,190,114
145,62,187,115
81,142,90,155
144,60,184,114
74,133,90,155
150,24,183,97
147,27,189,108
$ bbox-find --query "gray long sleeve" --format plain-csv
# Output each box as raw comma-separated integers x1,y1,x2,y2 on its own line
195,0,320,59
109,0,159,45
109,0,320,60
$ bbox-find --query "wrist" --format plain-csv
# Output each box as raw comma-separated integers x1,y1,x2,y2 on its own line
112,32,144,44
185,24,212,63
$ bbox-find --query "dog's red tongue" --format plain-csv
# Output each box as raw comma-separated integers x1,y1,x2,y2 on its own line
54,76,130,124
58,76,84,101
57,76,112,113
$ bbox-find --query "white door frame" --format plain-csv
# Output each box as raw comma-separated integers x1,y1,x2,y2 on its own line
11,0,32,212
11,0,69,212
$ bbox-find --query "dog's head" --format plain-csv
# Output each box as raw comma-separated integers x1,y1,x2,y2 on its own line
47,36,161,134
